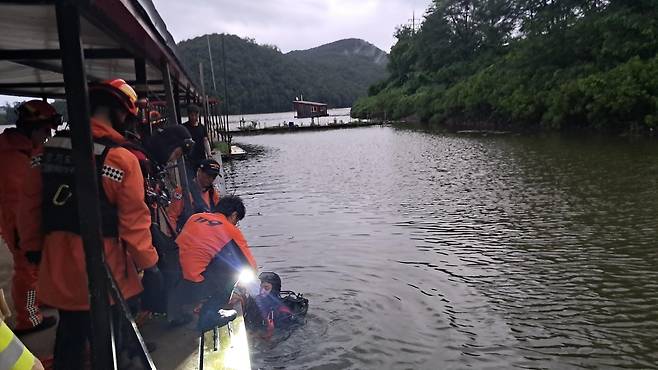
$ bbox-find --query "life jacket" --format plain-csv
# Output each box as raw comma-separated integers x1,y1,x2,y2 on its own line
190,182,219,213
39,132,119,237
176,182,219,231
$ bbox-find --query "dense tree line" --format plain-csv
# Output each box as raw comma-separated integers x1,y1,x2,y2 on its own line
352,1,658,131
177,35,388,115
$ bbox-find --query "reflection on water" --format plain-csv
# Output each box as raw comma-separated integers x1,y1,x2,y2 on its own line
225,126,658,369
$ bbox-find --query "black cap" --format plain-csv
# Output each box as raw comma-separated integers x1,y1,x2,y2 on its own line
198,158,221,175
187,104,200,114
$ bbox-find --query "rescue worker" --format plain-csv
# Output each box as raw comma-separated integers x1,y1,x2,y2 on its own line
143,125,194,169
242,272,308,338
167,195,257,332
139,125,194,313
167,158,221,230
0,100,59,335
18,79,160,370
183,104,212,173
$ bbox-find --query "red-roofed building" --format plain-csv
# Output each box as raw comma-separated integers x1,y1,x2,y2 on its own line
293,100,329,119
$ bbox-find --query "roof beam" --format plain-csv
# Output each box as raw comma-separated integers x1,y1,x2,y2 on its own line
0,48,132,60
0,89,66,99
0,80,163,89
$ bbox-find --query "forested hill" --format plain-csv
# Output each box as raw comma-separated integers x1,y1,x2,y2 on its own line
352,1,658,132
177,35,389,114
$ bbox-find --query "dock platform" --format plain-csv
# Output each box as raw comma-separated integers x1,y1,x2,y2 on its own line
232,121,386,136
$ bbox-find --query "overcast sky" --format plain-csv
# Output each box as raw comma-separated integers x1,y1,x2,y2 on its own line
1,0,432,106
156,0,432,52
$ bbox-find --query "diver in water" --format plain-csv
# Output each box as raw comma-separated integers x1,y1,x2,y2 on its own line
242,272,308,338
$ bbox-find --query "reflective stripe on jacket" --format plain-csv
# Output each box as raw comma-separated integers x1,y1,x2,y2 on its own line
0,321,36,370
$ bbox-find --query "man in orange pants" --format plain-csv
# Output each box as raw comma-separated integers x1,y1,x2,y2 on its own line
0,100,59,335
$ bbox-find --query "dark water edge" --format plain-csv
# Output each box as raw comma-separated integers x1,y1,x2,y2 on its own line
226,125,658,369
387,117,658,138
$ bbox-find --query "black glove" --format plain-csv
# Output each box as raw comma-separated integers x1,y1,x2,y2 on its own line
25,251,42,265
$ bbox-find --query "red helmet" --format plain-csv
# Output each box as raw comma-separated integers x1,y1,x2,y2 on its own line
89,79,139,116
16,100,61,127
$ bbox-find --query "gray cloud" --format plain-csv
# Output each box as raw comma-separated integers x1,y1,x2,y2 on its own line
156,0,432,52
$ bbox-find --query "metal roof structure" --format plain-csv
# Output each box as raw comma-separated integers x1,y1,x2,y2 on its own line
0,0,199,101
0,1,206,368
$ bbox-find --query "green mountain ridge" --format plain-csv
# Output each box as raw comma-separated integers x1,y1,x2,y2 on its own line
177,34,389,114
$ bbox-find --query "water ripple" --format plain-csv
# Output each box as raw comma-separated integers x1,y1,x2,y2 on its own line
225,128,658,369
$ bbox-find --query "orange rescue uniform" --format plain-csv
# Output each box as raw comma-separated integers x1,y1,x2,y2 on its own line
176,212,257,283
0,128,43,329
166,185,220,227
18,119,158,311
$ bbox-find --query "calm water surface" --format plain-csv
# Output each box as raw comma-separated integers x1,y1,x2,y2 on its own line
225,125,658,369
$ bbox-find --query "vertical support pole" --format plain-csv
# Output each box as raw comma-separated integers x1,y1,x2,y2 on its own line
134,58,147,98
208,101,214,143
162,62,178,126
134,58,149,135
55,2,115,370
198,334,205,370
163,62,193,215
214,102,219,143
217,105,224,140
206,34,217,92
211,102,217,143
221,34,231,145
174,82,182,125
198,62,211,145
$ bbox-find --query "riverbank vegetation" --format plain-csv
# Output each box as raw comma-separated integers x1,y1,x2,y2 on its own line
351,1,658,131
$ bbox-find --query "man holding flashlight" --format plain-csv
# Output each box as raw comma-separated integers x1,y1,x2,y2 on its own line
167,195,257,332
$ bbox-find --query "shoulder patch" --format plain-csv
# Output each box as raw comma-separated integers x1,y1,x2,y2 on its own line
102,165,124,182
30,154,42,168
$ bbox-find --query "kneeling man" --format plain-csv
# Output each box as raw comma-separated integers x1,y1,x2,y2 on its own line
167,195,257,332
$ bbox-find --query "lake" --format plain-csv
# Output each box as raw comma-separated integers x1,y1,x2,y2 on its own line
226,124,658,369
